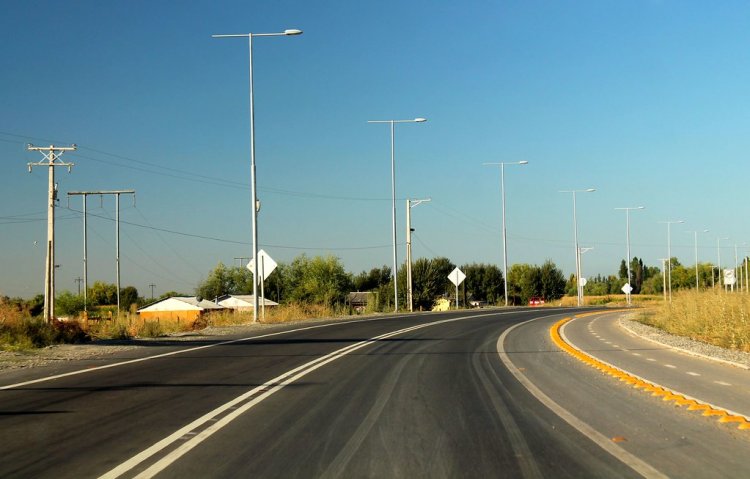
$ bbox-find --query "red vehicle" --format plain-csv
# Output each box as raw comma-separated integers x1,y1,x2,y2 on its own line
528,297,545,306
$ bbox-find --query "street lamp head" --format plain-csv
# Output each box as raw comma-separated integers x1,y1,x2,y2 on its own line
414,117,427,123
703,229,710,233
284,29,303,35
519,160,529,165
585,188,596,192
636,206,645,210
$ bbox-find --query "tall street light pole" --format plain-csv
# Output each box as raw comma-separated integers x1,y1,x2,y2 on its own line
560,189,595,306
614,206,644,306
368,118,427,312
213,28,302,323
685,229,709,290
658,220,684,302
484,161,528,306
406,198,430,312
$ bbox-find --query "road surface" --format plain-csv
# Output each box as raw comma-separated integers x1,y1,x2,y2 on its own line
1,308,748,478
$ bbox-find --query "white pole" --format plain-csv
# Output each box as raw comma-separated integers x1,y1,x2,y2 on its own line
260,255,266,321
390,120,398,312
694,231,699,290
248,34,260,323
116,193,121,316
572,192,581,306
625,209,631,305
406,199,412,312
667,223,672,302
502,163,513,307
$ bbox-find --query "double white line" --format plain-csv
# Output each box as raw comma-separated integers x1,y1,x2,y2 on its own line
101,313,491,478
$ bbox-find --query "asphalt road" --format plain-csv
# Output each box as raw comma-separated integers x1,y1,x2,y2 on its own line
1,308,748,478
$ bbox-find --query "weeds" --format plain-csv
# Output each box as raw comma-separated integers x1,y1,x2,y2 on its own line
637,290,750,352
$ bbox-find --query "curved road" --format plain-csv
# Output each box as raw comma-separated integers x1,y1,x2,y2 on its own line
0,308,747,478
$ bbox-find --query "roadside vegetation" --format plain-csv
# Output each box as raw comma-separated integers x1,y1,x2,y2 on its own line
636,290,750,352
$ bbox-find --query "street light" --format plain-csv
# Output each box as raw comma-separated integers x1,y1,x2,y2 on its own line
685,229,709,290
484,161,528,306
614,206,644,306
368,118,427,312
212,28,303,323
406,197,430,312
559,188,595,306
658,219,684,302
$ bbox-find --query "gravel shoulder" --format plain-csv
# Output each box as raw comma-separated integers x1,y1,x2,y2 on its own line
619,314,750,369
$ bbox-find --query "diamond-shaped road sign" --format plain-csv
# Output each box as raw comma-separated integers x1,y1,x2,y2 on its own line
621,283,633,294
247,249,277,281
448,267,466,287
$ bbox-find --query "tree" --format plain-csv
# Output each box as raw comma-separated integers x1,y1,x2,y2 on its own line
196,262,234,300
89,281,117,306
409,257,455,310
538,260,566,300
120,286,139,311
286,255,353,306
460,263,504,305
55,291,86,316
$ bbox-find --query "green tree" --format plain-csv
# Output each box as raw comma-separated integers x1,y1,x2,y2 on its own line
286,255,353,306
120,286,139,311
538,260,566,300
410,257,455,310
55,291,85,316
460,263,503,305
89,281,117,306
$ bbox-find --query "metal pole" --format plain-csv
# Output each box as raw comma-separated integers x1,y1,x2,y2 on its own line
572,192,581,306
667,223,672,302
116,193,121,316
149,283,156,300
248,34,260,323
390,120,399,312
501,163,508,307
260,255,266,321
694,232,699,290
735,244,739,293
406,199,412,312
625,209,631,305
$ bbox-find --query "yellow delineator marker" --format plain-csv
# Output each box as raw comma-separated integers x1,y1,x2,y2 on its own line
550,314,750,431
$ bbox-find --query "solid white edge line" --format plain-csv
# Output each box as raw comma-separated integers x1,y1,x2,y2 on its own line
101,311,507,479
497,314,669,479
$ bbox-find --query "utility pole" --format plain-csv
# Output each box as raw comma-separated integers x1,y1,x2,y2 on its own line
406,198,430,312
27,144,76,323
149,283,156,300
75,277,83,296
68,190,135,317
234,257,251,268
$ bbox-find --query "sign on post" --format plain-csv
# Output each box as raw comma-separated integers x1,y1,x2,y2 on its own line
724,269,736,287
247,249,278,321
448,267,466,310
247,249,277,281
621,283,633,294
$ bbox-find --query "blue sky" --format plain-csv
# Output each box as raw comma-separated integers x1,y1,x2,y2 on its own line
2,0,750,298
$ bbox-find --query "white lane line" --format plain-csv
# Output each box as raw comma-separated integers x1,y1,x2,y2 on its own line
664,364,677,369
498,316,668,479
646,358,656,362
100,313,483,479
687,372,700,377
714,381,732,386
632,353,641,357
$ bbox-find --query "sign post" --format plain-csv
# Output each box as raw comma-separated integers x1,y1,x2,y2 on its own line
247,249,278,320
448,267,466,310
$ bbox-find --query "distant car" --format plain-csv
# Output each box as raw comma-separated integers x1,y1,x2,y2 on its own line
528,297,545,306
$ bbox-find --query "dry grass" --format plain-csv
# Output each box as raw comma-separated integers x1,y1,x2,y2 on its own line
546,294,662,308
636,290,750,352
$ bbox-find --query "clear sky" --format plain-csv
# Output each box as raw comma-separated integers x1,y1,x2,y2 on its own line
2,0,750,298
